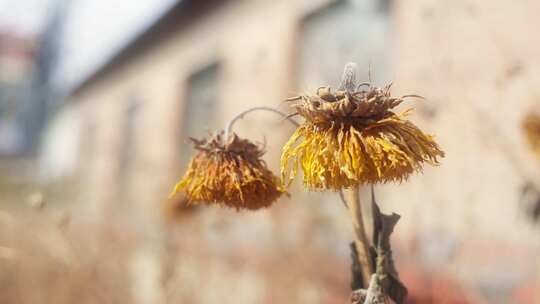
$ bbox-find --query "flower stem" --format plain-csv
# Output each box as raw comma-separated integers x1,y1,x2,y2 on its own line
224,106,299,139
343,186,373,287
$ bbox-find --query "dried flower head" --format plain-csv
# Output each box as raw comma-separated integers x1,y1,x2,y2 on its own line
162,193,198,223
170,133,285,210
522,112,540,159
281,84,444,190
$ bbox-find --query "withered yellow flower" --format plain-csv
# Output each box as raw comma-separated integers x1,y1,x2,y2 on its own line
522,112,540,159
281,85,444,190
171,133,285,210
162,193,198,223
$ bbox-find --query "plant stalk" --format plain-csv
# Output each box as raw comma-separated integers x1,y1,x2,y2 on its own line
343,186,373,287
224,106,299,139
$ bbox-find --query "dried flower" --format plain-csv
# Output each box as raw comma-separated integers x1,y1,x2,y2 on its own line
170,133,285,210
522,112,540,159
281,84,444,190
162,194,198,223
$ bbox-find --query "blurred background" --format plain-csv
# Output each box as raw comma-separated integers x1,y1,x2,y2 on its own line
0,0,539,303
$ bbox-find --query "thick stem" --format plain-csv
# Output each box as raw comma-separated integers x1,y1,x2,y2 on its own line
224,106,299,139
343,186,373,287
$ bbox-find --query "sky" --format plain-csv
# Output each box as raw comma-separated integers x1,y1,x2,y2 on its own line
0,0,177,91
0,0,53,35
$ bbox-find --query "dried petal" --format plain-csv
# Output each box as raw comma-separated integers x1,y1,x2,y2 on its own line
523,112,540,160
171,133,285,210
281,85,444,190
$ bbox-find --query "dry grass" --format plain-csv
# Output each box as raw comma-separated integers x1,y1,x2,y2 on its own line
0,209,134,304
0,205,351,304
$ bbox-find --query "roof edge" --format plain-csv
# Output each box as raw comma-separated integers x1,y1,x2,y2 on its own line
68,0,226,98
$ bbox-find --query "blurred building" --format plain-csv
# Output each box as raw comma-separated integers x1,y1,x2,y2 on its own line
46,0,392,216
0,31,35,156
0,30,40,204
41,0,540,302
0,1,73,205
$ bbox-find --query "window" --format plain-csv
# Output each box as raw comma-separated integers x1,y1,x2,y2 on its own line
298,0,391,88
118,94,141,194
179,63,220,170
296,0,391,215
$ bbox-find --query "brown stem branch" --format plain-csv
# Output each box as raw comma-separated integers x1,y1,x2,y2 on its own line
350,191,407,304
343,186,373,288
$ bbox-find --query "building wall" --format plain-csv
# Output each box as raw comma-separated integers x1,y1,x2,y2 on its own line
61,0,315,220
384,0,540,290
52,0,540,257
388,0,540,241
36,1,540,301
